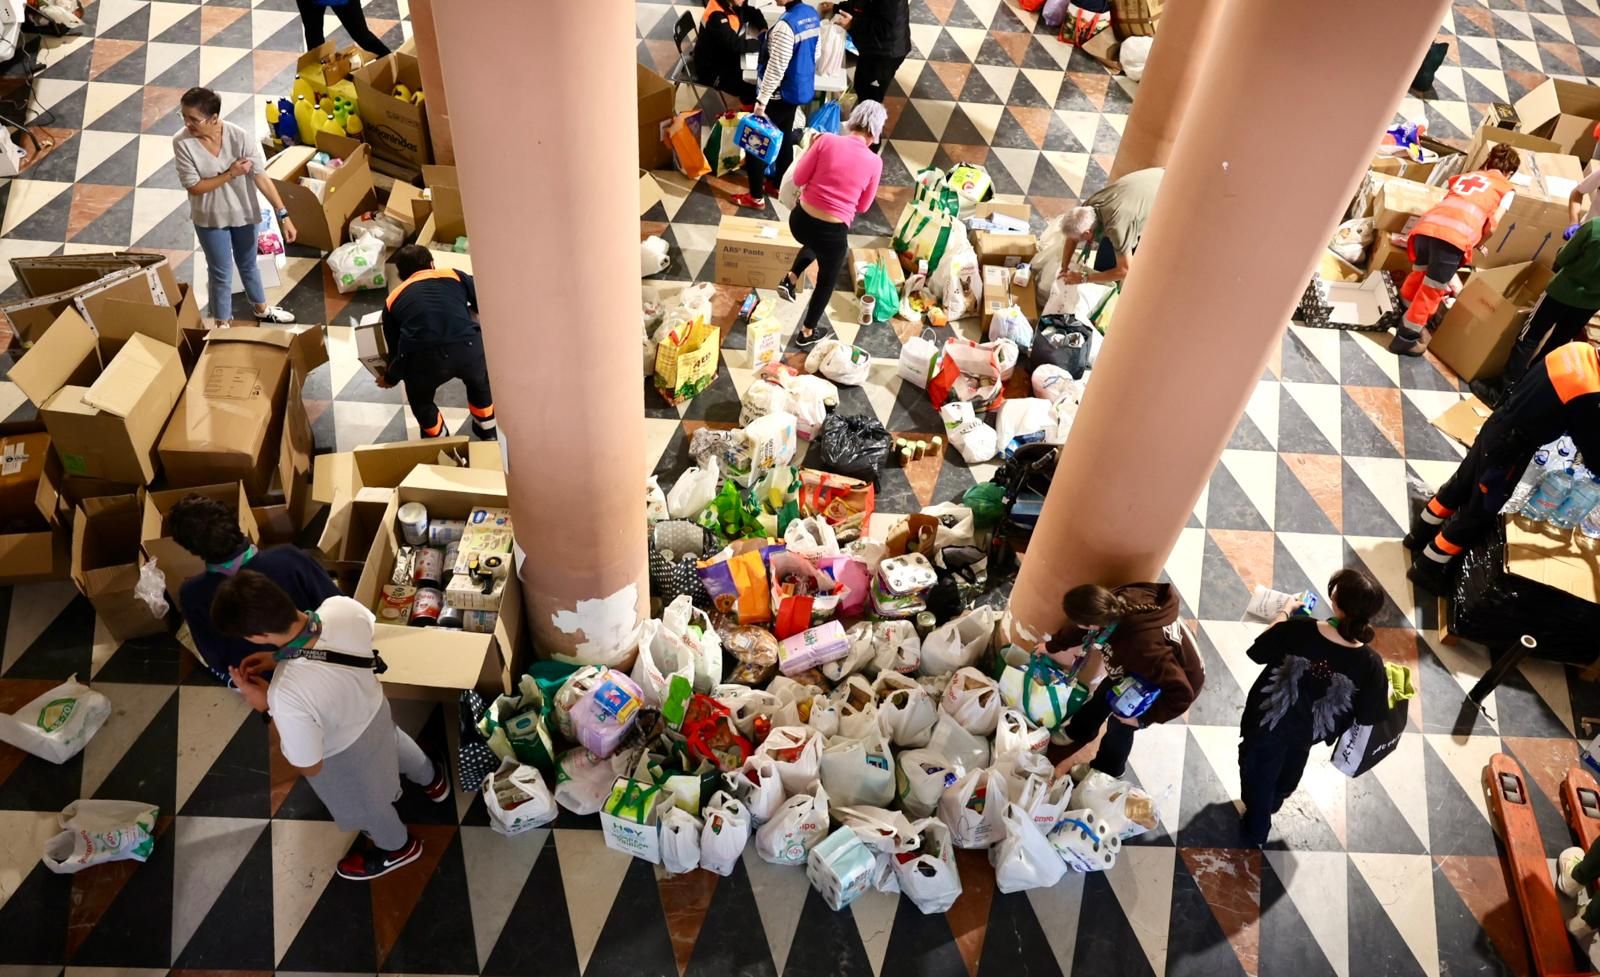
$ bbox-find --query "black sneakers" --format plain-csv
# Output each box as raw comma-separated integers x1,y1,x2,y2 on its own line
336,835,423,881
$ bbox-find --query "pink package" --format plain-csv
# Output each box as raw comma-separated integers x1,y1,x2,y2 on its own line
778,620,850,676
818,556,870,616
571,668,644,758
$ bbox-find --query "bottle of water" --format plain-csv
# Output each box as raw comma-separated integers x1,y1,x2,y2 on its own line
1520,468,1576,524
1553,477,1600,530
1576,502,1600,552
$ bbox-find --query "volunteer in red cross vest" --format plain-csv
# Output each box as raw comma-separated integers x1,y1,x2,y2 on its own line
1388,143,1521,356
1406,340,1600,594
379,244,497,440
732,0,821,210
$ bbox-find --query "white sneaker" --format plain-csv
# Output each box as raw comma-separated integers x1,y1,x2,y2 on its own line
1571,913,1596,942
1560,846,1588,899
253,305,295,324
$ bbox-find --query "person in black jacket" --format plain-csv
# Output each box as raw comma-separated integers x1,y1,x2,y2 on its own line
380,244,497,440
834,0,909,149
694,0,767,105
168,494,341,685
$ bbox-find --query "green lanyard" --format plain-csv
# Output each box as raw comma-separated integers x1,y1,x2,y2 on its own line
206,543,257,576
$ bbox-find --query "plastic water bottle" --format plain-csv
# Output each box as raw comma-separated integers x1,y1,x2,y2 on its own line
1576,503,1600,552
1553,477,1600,530
1520,467,1576,524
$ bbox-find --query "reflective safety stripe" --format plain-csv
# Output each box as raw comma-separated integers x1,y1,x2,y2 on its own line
1432,533,1465,556
1422,543,1453,564
1427,498,1454,518
472,417,498,431
421,413,446,437
1547,342,1600,404
468,402,495,419
385,268,462,310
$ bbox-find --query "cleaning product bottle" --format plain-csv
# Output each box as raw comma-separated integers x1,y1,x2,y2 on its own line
324,113,345,137
293,95,315,145
392,83,412,102
411,90,425,107
318,95,334,115
275,97,300,146
345,113,364,136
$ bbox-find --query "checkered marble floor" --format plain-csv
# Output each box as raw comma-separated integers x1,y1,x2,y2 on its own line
0,0,1598,974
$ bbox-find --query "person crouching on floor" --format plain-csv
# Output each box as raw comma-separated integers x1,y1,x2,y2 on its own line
212,569,448,881
379,244,497,440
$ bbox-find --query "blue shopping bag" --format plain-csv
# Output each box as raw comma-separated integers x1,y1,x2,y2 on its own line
808,101,841,135
735,114,784,173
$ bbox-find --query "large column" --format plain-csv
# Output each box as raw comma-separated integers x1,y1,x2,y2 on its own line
1108,0,1228,181
1008,0,1451,642
406,0,453,165
432,1,647,662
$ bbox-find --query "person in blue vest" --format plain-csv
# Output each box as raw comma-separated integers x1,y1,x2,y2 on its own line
732,0,820,210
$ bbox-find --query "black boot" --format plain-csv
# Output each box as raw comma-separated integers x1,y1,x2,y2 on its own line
1407,558,1452,595
1468,377,1504,408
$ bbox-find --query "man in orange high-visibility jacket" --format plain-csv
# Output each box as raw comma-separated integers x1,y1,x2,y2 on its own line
1388,143,1521,356
1407,341,1600,593
379,245,496,441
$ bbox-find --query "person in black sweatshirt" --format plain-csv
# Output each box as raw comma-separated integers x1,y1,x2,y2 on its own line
380,244,497,441
168,494,341,685
833,0,909,150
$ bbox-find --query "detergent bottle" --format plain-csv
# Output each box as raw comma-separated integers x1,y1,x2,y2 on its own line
293,95,315,145
345,112,364,136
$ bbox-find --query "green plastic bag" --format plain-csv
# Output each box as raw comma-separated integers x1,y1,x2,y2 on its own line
862,262,900,324
962,482,1006,529
749,465,801,536
478,675,557,774
701,480,766,540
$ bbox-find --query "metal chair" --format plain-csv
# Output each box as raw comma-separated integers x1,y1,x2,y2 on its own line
669,11,709,106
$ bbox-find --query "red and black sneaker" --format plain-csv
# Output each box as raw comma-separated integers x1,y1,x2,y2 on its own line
423,761,450,803
335,836,423,881
731,192,766,210
763,178,781,198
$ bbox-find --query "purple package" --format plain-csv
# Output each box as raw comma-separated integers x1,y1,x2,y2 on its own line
777,620,850,676
571,668,644,758
818,556,870,616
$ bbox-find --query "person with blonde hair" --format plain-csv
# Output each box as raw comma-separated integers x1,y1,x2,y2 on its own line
773,100,886,346
1056,167,1164,287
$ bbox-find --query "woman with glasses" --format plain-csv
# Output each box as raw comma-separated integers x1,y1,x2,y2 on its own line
172,87,297,326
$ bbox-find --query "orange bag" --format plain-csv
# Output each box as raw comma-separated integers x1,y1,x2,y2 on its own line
798,469,876,541
728,549,772,625
665,110,711,180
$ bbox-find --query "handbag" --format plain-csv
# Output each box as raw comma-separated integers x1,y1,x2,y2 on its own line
1029,315,1096,379
798,468,876,541
649,520,716,608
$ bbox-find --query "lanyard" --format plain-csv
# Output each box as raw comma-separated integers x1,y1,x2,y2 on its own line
207,544,257,576
272,612,388,673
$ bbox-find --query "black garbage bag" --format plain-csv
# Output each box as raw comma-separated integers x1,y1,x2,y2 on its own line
812,413,893,484
1030,315,1096,379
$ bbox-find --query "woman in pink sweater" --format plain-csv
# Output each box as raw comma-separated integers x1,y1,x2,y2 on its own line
778,100,886,346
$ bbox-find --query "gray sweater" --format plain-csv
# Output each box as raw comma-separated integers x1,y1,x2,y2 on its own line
173,121,268,229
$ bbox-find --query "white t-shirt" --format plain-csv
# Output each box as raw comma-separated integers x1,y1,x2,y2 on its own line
269,596,385,769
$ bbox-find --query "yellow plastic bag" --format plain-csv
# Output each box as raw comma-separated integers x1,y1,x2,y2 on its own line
654,321,720,405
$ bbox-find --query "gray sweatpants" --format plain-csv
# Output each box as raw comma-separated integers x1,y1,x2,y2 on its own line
305,698,433,851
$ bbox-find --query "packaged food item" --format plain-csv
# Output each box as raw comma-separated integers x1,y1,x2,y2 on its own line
392,546,418,586
409,587,443,626
397,502,429,545
777,621,850,675
412,547,445,589
428,519,467,545
436,600,464,629
378,585,417,623
463,610,499,634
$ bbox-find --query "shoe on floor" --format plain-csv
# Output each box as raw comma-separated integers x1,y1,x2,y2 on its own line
1468,378,1503,408
423,761,450,803
336,835,423,881
763,178,781,198
795,324,831,348
731,192,766,210
253,305,295,324
1388,331,1426,357
1561,846,1588,899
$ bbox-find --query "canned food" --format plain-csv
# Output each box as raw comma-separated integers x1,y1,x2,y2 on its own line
397,502,429,545
428,519,466,546
409,587,443,626
378,585,416,623
442,541,461,584
436,600,464,629
412,547,445,589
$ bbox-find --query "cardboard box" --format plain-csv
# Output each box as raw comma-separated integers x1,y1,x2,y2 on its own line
73,494,168,641
972,202,1032,232
1465,122,1563,174
10,310,186,485
1430,396,1493,447
385,178,430,234
1431,261,1555,381
297,40,360,93
981,264,1038,330
140,482,259,606
640,170,663,217
352,465,526,697
9,252,178,304
715,215,803,289
1373,179,1448,234
353,52,431,169
158,326,326,498
973,230,1038,268
1368,235,1412,273
421,165,464,242
1514,79,1600,158
0,431,68,585
638,64,676,170
94,284,202,365
3,259,180,350
1504,515,1600,604
414,214,473,274
266,134,377,253
354,312,389,381
312,436,477,566
1370,137,1465,182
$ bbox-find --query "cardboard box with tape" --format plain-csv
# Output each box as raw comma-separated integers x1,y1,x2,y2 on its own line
1430,260,1554,381
973,230,1038,268
981,263,1038,330
715,215,803,289
353,51,430,170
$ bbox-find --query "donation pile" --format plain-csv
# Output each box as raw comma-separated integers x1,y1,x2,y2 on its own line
378,501,512,632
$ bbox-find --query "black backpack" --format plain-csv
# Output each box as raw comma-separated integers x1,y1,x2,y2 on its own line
1030,315,1095,379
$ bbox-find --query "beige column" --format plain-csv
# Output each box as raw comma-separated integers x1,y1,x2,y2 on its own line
407,0,453,165
1008,0,1452,642
432,1,648,662
1108,0,1228,181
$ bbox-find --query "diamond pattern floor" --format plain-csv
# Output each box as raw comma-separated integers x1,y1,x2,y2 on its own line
0,0,1594,975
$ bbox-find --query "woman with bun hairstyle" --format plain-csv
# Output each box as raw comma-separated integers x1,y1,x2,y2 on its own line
1236,569,1390,846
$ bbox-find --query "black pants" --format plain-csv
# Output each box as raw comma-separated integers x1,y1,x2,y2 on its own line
1421,416,1531,562
1503,292,1598,386
400,338,497,440
1408,233,1467,286
788,206,850,332
297,0,392,57
853,52,905,147
1064,691,1137,778
1238,731,1311,845
747,98,800,199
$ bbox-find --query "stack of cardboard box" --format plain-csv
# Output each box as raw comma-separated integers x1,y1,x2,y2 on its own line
972,202,1038,330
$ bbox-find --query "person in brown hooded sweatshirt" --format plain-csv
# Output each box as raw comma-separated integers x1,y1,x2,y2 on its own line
1046,581,1205,778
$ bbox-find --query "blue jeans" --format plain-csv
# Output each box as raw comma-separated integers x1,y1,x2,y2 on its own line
196,223,266,322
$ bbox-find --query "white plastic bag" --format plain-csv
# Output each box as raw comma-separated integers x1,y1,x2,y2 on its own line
660,594,723,691
0,676,111,764
988,304,1034,350
483,759,558,836
660,807,704,874
755,726,824,794
819,731,896,807
938,768,1006,849
327,235,387,293
1031,364,1084,404
631,618,697,707
641,235,671,277
927,713,992,771
699,792,751,875
832,674,880,739
805,339,871,386
729,754,788,826
1070,771,1159,840
825,623,878,682
993,707,1051,761
1120,35,1154,80
41,799,159,874
873,672,938,747
872,620,922,674
755,786,831,865
920,606,998,676
896,747,961,818
895,819,963,913
553,747,627,815
1015,774,1073,834
1049,808,1122,872
667,466,719,519
348,211,407,249
939,401,998,464
834,804,920,854
899,329,942,388
930,249,982,321
941,667,1002,735
990,802,1067,893
134,560,170,617
743,411,798,488
646,475,670,526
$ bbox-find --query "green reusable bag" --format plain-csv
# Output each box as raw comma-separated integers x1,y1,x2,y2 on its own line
862,262,901,324
478,675,557,774
962,482,1007,529
702,479,767,540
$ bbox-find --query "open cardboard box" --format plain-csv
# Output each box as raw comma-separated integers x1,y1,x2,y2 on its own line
1431,261,1554,381
1514,79,1600,158
1504,515,1600,605
141,482,258,606
385,178,430,234
312,435,476,565
353,51,430,169
353,465,526,697
0,430,69,585
73,494,169,641
413,164,470,273
3,256,181,350
8,308,186,486
637,64,675,170
94,284,202,365
1372,178,1447,234
1430,395,1492,447
1370,136,1464,182
266,132,377,253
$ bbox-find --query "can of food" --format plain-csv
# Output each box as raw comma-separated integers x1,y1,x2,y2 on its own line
412,547,445,589
436,600,464,629
397,502,429,545
409,587,443,626
915,610,937,636
442,541,461,584
378,585,416,623
428,519,466,546
858,294,876,325
463,610,499,634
